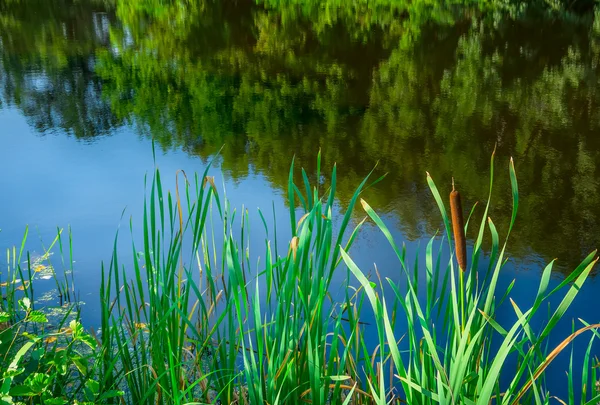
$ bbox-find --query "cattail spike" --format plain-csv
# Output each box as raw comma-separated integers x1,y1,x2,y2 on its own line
450,184,467,272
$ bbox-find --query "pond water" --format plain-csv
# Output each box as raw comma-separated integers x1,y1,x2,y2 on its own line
1,0,600,399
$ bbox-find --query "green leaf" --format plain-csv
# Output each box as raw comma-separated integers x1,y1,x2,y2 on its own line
329,375,351,381
9,384,35,396
31,347,44,362
26,311,47,323
51,349,68,375
23,373,49,395
21,332,40,342
80,334,97,350
85,380,99,395
69,320,84,338
2,368,24,379
0,396,14,405
6,341,34,374
18,298,31,311
44,399,67,405
72,356,89,375
98,390,124,400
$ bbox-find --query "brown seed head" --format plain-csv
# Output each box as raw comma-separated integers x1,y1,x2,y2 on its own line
450,185,467,272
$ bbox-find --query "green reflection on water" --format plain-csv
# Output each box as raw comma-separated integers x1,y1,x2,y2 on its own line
1,0,600,272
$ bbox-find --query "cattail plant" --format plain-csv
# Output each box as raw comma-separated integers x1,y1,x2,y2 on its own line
450,179,467,272
450,178,467,331
344,155,600,404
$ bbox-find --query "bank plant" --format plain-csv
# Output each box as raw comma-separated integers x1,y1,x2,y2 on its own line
0,231,124,404
1,151,599,404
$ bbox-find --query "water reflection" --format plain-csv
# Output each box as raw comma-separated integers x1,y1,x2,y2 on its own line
1,0,599,272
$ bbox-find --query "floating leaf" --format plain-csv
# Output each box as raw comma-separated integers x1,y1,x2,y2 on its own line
16,281,30,291
33,265,46,273
44,336,58,344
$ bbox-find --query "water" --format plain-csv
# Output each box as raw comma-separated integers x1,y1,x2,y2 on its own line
1,0,600,399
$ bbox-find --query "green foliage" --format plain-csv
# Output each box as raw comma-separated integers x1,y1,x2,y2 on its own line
0,228,122,405
95,153,598,404
1,154,599,403
0,304,116,405
1,1,600,400
343,154,600,403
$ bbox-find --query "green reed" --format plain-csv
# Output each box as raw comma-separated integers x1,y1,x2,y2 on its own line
2,151,600,404
95,151,600,404
98,151,383,404
342,151,600,404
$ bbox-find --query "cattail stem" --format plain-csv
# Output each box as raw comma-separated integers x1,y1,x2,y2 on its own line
450,182,467,272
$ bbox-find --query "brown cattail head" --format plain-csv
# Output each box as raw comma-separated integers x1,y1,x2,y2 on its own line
450,181,467,272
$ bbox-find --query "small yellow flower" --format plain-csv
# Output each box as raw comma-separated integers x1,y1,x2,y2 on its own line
45,336,58,344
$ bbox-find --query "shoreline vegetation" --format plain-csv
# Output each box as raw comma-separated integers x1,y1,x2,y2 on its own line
1,152,599,404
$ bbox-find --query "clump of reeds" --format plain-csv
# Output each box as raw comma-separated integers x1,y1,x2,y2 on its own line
7,151,595,405
342,153,600,405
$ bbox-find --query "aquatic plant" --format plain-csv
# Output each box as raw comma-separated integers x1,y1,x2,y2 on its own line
342,153,600,404
2,152,599,404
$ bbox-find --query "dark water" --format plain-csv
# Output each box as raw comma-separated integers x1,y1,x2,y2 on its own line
1,0,600,397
